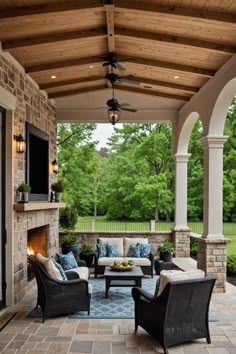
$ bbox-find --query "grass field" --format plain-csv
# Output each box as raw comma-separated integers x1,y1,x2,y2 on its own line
75,216,236,255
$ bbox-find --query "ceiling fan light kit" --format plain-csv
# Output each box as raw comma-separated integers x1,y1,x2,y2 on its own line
108,108,121,125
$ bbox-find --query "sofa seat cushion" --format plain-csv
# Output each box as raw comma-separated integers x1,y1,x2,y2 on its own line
65,267,89,281
124,238,148,257
98,238,123,257
123,257,151,266
158,269,205,296
98,257,124,266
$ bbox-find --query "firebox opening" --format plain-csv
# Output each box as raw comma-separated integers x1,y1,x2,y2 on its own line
27,225,49,280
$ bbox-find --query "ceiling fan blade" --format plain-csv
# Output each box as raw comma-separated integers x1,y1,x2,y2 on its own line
120,103,131,107
116,78,140,85
114,62,126,71
121,107,137,113
102,62,110,67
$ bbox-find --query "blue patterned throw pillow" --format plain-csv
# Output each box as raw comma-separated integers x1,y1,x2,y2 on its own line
57,251,78,271
128,244,140,258
96,242,108,258
53,260,68,280
107,244,119,257
137,243,151,258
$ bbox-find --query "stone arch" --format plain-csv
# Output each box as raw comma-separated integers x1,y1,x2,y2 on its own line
209,77,236,135
176,112,199,154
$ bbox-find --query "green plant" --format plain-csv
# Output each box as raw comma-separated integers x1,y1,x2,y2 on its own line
157,241,175,255
17,183,31,192
190,238,199,257
80,242,94,255
59,206,78,230
51,180,64,193
227,255,236,274
61,235,77,246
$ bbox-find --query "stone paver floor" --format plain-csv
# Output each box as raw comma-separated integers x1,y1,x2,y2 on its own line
0,281,236,354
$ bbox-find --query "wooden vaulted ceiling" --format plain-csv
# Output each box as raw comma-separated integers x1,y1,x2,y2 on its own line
0,0,236,106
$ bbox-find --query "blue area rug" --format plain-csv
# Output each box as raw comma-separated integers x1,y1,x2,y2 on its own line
67,276,217,321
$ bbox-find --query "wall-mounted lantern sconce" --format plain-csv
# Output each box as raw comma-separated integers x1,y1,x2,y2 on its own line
14,134,25,154
52,159,58,174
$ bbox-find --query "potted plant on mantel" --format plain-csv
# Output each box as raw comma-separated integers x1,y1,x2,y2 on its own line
80,242,94,267
16,183,31,203
51,180,64,202
157,241,175,263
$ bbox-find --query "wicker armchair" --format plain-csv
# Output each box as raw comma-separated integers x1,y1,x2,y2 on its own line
132,276,216,354
28,256,91,322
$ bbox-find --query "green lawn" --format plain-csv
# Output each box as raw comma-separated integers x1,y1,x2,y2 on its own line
75,217,236,255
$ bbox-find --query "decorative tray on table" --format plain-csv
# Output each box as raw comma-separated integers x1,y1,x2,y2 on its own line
110,261,135,271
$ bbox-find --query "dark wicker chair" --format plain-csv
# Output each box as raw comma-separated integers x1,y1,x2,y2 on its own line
28,256,91,323
132,276,216,354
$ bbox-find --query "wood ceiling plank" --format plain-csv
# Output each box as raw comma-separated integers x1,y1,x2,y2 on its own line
116,28,236,54
2,28,107,49
46,79,107,94
40,76,104,89
0,0,103,19
48,84,107,98
116,1,236,25
116,85,190,102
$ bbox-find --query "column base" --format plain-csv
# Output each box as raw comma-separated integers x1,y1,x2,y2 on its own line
172,229,190,258
197,237,231,293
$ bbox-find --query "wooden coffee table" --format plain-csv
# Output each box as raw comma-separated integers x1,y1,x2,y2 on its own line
104,266,144,298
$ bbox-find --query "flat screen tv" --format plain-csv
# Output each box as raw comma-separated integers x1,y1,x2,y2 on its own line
26,123,49,201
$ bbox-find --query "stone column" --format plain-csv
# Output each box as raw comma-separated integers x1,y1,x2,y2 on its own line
198,136,230,292
173,154,191,257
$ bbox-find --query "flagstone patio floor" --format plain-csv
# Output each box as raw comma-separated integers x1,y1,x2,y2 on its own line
0,280,236,354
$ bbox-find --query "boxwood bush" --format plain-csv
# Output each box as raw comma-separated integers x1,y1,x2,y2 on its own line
227,255,236,275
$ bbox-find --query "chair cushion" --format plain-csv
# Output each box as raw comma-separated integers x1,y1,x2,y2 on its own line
137,243,151,258
97,257,124,266
107,244,120,257
158,269,205,296
96,243,108,258
53,260,68,280
35,253,63,281
128,245,140,258
123,257,151,266
57,251,78,271
98,238,124,257
65,267,89,281
124,238,148,257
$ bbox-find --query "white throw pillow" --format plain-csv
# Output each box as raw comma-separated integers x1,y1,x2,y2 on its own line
157,269,205,296
35,253,63,281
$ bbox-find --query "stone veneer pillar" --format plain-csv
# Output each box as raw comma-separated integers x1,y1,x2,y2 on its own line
173,154,191,257
198,136,230,292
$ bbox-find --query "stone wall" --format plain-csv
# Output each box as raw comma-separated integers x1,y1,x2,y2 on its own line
0,51,58,303
59,231,173,255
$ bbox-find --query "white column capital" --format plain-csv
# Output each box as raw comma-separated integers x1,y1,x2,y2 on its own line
174,153,191,163
200,135,228,149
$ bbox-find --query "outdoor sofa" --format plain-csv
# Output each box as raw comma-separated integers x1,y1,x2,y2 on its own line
94,237,154,277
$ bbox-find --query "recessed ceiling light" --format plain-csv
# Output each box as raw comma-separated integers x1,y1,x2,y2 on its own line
51,75,56,79
89,65,94,68
174,75,180,79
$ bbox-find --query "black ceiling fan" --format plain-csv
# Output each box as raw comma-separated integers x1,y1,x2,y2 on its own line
105,72,140,86
100,52,130,71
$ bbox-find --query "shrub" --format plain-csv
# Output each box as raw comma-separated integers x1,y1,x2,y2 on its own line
190,238,199,257
61,235,77,246
227,255,236,274
59,206,78,230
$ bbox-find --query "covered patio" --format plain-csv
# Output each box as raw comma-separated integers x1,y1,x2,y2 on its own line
0,0,236,323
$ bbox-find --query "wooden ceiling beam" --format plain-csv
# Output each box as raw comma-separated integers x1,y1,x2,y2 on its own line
116,28,235,54
2,28,107,50
40,76,105,90
128,57,215,77
116,1,236,25
25,56,104,73
103,1,115,88
0,0,103,19
48,84,107,99
117,77,198,94
116,85,190,102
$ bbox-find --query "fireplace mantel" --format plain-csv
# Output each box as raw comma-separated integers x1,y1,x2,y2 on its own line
13,202,66,212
